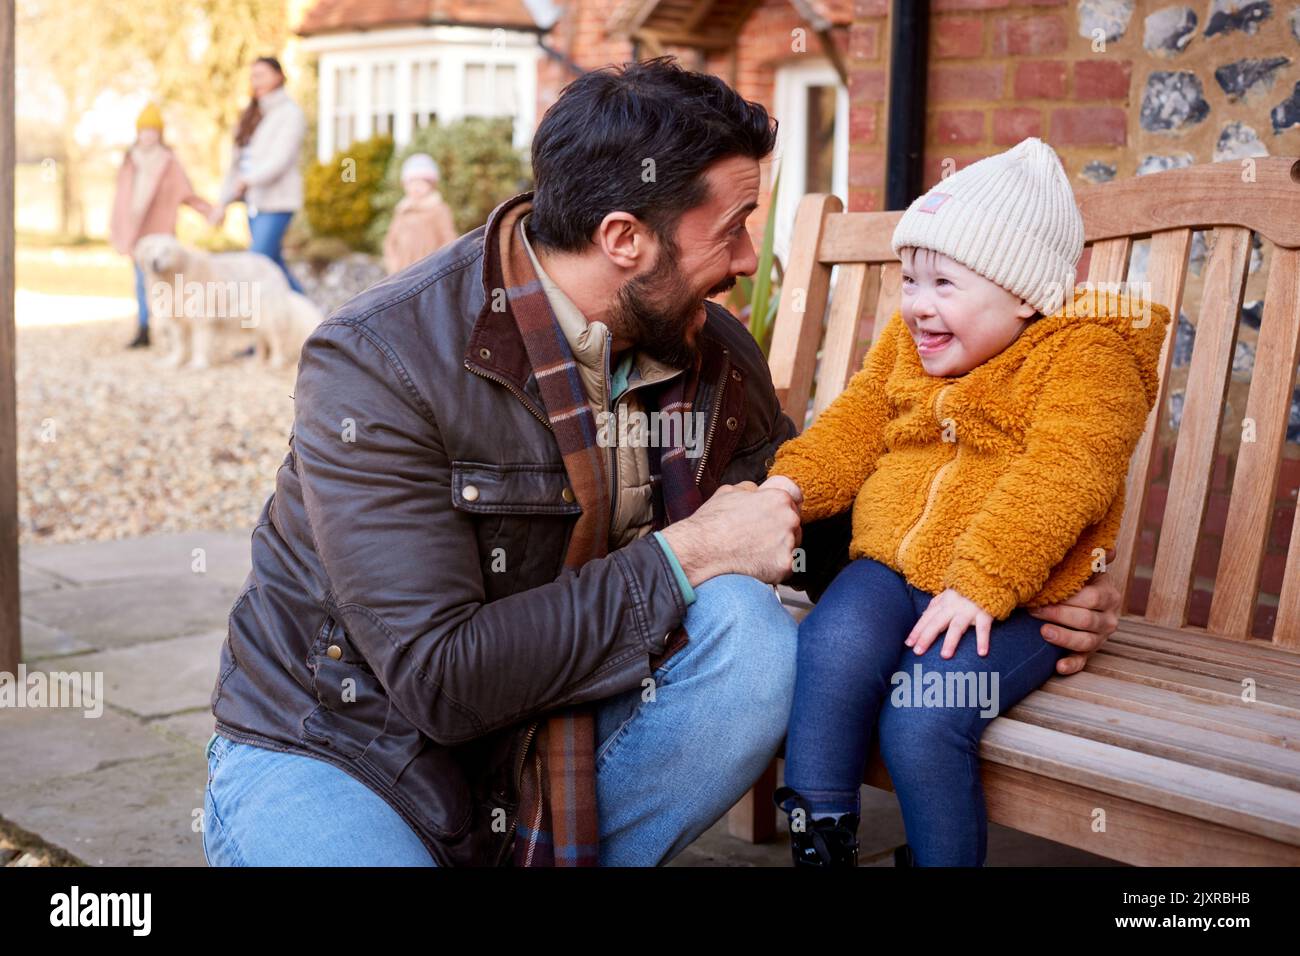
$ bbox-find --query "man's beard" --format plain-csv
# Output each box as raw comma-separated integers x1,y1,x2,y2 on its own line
607,247,736,369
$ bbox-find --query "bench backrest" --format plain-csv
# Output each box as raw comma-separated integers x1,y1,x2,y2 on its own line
769,157,1300,648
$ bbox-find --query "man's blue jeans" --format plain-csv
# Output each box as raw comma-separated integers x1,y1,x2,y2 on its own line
783,557,1067,866
202,573,798,866
248,209,306,294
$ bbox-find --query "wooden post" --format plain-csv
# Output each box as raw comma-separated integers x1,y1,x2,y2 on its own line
0,0,19,675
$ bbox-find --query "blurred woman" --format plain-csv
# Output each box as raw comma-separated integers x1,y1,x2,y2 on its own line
211,56,307,294
109,102,216,348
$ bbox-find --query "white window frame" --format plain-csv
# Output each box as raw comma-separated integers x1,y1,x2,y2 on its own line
307,26,540,162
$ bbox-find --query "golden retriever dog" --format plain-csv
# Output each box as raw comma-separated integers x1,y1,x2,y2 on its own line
133,234,323,370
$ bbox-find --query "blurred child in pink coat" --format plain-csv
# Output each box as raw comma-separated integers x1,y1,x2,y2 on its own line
109,102,216,348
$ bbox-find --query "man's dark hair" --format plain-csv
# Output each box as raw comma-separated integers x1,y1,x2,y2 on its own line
527,56,777,256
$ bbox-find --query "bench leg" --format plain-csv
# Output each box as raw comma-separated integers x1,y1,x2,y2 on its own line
727,758,778,843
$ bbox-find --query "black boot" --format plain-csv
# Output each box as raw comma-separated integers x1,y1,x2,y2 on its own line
773,785,860,867
127,326,150,348
894,843,915,867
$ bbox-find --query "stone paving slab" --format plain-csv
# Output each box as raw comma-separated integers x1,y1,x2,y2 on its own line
49,631,227,720
16,615,94,660
0,750,208,866
20,531,253,590
19,562,73,597
0,706,178,801
21,578,240,656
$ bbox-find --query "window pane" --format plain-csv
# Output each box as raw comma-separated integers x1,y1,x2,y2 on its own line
374,63,395,107
411,61,438,109
465,63,488,113
805,85,836,195
494,64,517,115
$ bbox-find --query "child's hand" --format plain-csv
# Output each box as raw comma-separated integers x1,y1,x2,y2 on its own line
759,474,803,507
905,588,992,659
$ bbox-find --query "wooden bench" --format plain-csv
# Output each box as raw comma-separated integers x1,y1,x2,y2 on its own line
726,156,1300,865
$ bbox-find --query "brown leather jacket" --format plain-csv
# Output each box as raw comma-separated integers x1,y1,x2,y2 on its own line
209,191,850,866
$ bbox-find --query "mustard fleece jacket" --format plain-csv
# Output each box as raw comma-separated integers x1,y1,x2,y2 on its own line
768,288,1171,620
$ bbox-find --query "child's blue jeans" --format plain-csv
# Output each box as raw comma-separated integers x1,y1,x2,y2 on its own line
783,557,1068,866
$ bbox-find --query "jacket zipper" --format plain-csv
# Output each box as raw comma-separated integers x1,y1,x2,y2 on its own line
494,717,540,866
693,353,730,485
604,337,620,542
465,360,554,434
896,384,956,565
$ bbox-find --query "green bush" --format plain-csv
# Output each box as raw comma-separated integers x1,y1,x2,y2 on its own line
304,132,395,250
366,117,529,251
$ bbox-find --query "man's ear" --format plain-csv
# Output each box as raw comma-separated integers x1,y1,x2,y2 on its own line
594,211,650,270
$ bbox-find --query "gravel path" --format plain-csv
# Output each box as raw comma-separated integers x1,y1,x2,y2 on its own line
18,318,297,545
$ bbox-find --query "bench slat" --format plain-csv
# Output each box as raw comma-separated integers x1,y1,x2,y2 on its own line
1278,508,1300,651
1086,652,1300,717
1113,622,1300,676
1039,671,1300,748
978,760,1300,865
814,262,873,419
768,193,841,425
1073,156,1300,248
1148,227,1253,625
1084,236,1131,285
1098,641,1300,696
1111,229,1192,609
870,262,901,349
1008,692,1300,790
979,718,1300,845
819,211,904,265
1209,245,1300,638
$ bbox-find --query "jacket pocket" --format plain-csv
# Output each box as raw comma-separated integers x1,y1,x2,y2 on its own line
301,614,388,760
450,460,582,593
450,460,584,516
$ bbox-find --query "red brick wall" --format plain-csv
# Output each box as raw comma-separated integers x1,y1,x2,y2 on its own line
872,1,1300,186
536,1,866,248
919,0,1132,186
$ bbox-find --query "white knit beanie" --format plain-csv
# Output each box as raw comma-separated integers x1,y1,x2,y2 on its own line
890,137,1084,316
400,152,440,184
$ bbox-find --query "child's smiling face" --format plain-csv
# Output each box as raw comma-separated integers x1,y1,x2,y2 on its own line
898,247,1037,377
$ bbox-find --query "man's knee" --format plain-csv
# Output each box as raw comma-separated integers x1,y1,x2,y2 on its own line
685,573,797,721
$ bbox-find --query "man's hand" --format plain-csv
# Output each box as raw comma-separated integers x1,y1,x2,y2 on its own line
1028,548,1121,675
659,481,802,587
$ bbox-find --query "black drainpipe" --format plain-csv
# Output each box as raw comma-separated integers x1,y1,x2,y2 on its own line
885,0,929,210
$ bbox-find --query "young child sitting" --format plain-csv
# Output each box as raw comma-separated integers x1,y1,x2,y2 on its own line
763,137,1170,867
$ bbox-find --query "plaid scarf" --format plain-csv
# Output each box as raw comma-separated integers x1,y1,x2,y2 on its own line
491,196,706,866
